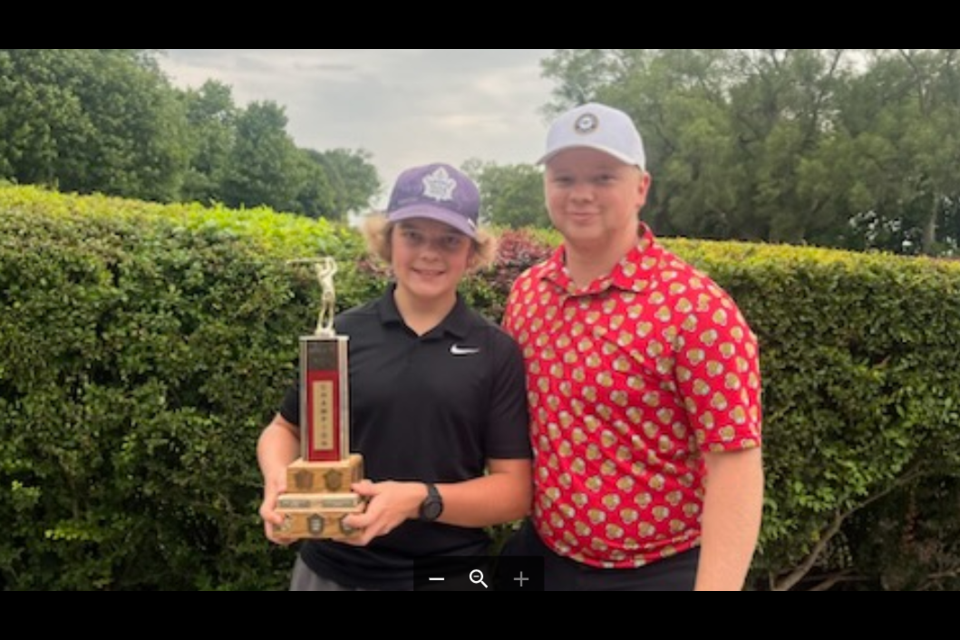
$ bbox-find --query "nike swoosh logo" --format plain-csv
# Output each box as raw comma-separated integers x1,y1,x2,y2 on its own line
450,345,481,356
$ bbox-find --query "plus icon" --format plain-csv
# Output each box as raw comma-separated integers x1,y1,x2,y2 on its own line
514,572,529,588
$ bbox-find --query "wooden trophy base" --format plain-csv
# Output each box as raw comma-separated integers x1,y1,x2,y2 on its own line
275,497,366,540
286,454,364,493
274,454,365,541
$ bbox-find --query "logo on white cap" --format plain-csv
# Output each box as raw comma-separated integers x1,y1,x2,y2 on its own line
421,167,457,202
574,113,600,135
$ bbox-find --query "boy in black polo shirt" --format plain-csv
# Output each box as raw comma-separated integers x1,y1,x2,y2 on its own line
257,163,533,591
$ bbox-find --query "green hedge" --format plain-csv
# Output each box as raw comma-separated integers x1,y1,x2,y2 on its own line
665,239,960,589
0,186,382,590
3,185,960,590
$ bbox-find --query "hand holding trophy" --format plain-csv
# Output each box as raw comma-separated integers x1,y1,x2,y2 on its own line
274,257,365,540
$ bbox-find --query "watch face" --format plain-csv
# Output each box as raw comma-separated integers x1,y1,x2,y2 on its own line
421,499,443,522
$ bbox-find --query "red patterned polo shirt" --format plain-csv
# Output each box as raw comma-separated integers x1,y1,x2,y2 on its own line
502,224,762,569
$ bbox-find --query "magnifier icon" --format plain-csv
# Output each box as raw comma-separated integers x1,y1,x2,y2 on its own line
469,569,489,589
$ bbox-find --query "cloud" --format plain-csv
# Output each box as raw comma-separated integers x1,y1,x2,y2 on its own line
160,49,557,200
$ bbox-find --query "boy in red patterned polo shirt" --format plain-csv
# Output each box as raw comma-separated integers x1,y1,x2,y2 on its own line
502,103,764,591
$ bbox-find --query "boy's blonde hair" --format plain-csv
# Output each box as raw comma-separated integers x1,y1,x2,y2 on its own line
361,214,498,273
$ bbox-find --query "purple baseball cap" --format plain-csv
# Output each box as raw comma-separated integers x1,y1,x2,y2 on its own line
386,163,480,239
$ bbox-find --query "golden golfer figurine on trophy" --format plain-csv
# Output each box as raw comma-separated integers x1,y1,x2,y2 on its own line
274,257,365,540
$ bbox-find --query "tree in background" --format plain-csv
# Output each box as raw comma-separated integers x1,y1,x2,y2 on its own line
179,80,237,206
0,49,381,220
541,49,960,255
840,49,960,255
309,148,382,219
542,49,855,244
462,159,548,229
0,49,187,202
220,101,303,214
179,86,381,221
1,49,89,187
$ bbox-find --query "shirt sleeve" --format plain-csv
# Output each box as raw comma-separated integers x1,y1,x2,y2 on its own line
674,282,762,454
278,383,300,426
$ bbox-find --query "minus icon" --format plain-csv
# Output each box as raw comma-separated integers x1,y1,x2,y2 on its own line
428,577,445,582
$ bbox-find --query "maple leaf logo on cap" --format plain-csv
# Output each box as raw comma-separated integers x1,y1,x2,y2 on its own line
421,167,457,202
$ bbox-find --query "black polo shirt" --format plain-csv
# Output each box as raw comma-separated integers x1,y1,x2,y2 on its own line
279,286,531,590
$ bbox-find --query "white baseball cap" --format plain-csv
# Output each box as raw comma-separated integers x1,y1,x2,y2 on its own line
539,102,646,170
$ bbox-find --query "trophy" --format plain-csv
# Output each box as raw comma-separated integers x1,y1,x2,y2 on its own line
274,257,365,540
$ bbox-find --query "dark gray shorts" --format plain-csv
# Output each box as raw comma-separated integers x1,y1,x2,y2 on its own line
290,556,371,592
500,519,699,591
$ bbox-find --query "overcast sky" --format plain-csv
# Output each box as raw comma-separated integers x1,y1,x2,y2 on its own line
158,49,558,203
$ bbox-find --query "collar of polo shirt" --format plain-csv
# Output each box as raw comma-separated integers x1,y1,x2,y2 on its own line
376,283,473,340
542,224,659,296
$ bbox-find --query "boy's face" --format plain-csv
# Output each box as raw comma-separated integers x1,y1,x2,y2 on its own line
391,219,472,302
544,148,650,250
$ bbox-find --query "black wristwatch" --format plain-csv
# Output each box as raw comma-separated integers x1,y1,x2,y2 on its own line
419,483,444,522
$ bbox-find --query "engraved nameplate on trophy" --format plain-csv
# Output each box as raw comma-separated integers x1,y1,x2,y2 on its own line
274,257,365,540
301,336,350,462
